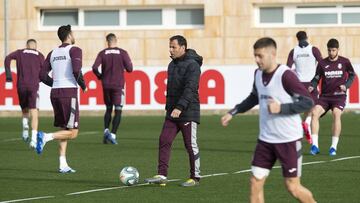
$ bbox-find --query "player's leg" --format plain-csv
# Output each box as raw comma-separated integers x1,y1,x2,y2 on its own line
145,119,179,185
329,107,343,155
276,139,316,202
284,177,316,203
302,111,312,144
250,140,276,202
250,174,267,203
109,88,125,144
179,121,200,187
310,104,326,154
29,90,39,148
37,96,79,154
58,128,78,173
21,108,30,142
103,88,113,144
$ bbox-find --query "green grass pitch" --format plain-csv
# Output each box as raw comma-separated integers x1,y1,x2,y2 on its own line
0,114,359,202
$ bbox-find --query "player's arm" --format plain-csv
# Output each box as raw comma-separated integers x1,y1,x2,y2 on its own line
286,49,294,68
344,59,356,89
122,50,133,73
4,50,19,82
174,62,201,113
312,46,323,62
70,47,86,91
310,63,322,90
278,70,314,115
92,52,102,80
39,52,53,87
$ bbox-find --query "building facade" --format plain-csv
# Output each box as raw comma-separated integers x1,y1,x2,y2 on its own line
1,0,360,67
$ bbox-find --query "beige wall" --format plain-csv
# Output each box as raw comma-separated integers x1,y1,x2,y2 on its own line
1,0,360,68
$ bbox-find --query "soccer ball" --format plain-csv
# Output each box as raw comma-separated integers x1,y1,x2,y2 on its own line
119,166,139,186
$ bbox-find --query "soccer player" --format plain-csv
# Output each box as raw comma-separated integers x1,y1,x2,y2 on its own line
92,33,133,144
145,35,202,187
287,31,322,144
4,39,44,148
309,38,356,156
38,25,87,173
221,37,316,203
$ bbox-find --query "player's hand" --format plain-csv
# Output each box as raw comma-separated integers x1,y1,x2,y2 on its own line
308,86,314,92
339,85,347,92
268,99,281,114
83,87,88,93
221,113,233,127
170,108,182,118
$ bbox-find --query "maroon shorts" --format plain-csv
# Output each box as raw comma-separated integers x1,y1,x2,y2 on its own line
302,82,318,102
316,95,346,113
50,89,79,129
252,139,302,177
103,88,124,106
17,88,39,110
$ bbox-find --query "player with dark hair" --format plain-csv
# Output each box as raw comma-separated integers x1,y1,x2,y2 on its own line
222,37,316,203
92,33,133,144
38,25,87,173
145,35,203,187
4,39,44,148
287,31,322,144
309,38,356,156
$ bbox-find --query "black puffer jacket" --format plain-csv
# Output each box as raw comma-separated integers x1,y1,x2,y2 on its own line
165,49,202,124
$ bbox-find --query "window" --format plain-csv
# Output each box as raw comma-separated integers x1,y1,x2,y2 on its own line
42,10,78,26
259,7,283,23
295,13,337,24
40,7,204,30
84,10,119,26
176,9,204,25
127,9,162,25
255,4,360,27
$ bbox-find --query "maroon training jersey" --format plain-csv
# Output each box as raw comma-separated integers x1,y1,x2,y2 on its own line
315,56,355,96
92,47,133,89
4,49,45,89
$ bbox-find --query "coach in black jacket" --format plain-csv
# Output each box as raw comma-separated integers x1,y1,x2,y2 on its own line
145,35,203,187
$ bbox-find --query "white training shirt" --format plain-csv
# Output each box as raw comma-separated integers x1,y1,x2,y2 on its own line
255,65,303,143
292,45,317,82
50,45,77,89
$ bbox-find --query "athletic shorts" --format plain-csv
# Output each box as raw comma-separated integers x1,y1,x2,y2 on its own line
251,139,302,178
316,95,346,113
103,88,125,106
50,89,79,129
17,88,39,110
301,82,318,102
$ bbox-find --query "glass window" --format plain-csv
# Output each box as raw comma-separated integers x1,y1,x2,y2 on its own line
259,7,283,23
176,9,204,25
127,9,162,25
42,10,78,26
84,10,119,26
342,13,360,24
295,13,337,24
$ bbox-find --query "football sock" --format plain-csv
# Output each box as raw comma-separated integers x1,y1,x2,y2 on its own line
31,130,37,142
111,109,122,134
104,106,113,129
311,134,319,147
59,156,68,169
331,136,339,150
43,133,54,143
22,117,29,129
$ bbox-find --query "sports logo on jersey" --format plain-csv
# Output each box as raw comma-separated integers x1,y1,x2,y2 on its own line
105,49,120,55
338,63,342,69
325,65,330,69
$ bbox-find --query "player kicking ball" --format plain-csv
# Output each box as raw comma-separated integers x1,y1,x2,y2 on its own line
38,25,87,173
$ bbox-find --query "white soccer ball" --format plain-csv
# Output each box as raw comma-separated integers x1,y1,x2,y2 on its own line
119,166,139,186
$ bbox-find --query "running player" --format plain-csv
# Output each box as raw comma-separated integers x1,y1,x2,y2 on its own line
309,38,356,156
38,25,87,173
92,33,133,144
222,37,316,203
4,39,44,148
287,31,322,144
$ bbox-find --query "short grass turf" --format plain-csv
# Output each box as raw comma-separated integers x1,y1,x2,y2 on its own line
0,114,359,202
